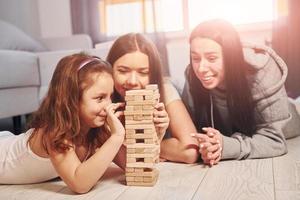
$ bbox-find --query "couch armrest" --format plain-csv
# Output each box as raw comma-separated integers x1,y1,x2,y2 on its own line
40,34,93,51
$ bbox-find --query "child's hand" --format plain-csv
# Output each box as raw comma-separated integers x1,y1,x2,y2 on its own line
153,102,169,141
105,102,125,136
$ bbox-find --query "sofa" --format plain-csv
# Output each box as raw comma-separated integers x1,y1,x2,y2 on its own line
0,20,112,133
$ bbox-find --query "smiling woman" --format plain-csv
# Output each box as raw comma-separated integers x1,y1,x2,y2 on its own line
182,19,300,166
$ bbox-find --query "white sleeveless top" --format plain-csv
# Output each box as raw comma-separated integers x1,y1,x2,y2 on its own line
0,129,58,184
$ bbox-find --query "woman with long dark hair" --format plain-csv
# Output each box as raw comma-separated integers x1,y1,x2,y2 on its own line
183,19,300,166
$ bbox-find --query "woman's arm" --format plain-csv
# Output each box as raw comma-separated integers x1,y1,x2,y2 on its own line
160,99,199,163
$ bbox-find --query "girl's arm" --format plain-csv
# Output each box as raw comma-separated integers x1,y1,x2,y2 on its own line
160,99,199,163
48,103,125,194
48,134,123,194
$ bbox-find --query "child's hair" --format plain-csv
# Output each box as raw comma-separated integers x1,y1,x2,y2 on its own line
106,33,165,103
28,53,112,152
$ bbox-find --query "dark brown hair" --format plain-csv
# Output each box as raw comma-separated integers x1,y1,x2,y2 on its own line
28,53,112,152
187,19,255,137
106,33,165,103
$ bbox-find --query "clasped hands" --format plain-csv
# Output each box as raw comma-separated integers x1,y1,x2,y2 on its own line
191,127,223,166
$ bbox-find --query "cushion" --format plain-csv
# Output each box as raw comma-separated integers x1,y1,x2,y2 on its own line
0,20,46,52
0,50,40,88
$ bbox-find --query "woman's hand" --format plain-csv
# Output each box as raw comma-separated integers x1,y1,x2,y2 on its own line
191,127,223,166
153,102,169,142
105,102,125,137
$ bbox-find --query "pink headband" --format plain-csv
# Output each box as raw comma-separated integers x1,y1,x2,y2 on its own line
78,57,102,71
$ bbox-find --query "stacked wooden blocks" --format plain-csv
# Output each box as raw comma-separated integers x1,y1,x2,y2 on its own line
124,84,160,186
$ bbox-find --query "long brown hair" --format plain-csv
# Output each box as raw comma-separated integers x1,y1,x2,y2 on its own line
28,53,112,152
187,19,255,137
106,33,165,103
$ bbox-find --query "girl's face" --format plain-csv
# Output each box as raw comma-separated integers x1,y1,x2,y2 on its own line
190,37,225,90
113,51,150,98
79,72,113,129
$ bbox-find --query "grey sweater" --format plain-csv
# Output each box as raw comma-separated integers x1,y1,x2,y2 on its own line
182,43,300,160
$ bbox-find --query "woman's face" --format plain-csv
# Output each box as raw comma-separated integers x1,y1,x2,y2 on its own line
190,37,225,90
113,51,150,98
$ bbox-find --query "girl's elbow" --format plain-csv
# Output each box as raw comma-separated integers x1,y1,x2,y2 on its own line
69,183,93,194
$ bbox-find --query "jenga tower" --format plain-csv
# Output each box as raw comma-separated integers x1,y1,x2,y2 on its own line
124,84,160,186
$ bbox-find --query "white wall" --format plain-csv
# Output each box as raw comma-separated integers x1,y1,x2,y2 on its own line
37,0,72,38
0,0,41,37
0,0,72,38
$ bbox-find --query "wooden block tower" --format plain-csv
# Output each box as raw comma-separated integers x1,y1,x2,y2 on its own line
124,84,160,186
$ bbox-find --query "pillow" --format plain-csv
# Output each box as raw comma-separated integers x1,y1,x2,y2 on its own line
0,20,46,52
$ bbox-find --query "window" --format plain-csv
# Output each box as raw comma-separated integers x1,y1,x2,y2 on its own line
99,0,183,36
188,0,274,29
99,0,276,36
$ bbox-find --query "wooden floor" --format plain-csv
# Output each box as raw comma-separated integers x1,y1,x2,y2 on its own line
1,136,299,200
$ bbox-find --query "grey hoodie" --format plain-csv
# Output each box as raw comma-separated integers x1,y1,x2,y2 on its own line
182,43,300,160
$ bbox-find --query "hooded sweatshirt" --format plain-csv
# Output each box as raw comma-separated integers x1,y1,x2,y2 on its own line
182,43,300,160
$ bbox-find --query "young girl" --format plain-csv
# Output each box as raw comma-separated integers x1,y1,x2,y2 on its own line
0,53,125,194
106,33,199,165
182,19,300,166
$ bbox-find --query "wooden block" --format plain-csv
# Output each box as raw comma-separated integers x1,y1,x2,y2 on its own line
126,143,158,149
134,95,144,101
143,115,153,120
125,115,134,120
125,105,134,111
144,157,154,163
126,174,158,186
125,167,135,172
145,138,156,144
126,129,135,134
125,124,155,130
124,110,153,116
126,99,156,106
142,105,154,110
125,139,136,144
145,84,158,90
126,162,155,168
126,176,135,182
126,89,154,96
134,176,143,182
125,95,135,101
125,120,153,125
126,168,158,177
127,148,136,153
126,181,156,186
127,158,137,163
126,146,159,154
133,105,143,111
144,94,160,100
133,115,144,120
144,129,156,134
126,133,156,139
134,168,144,173
127,153,156,158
